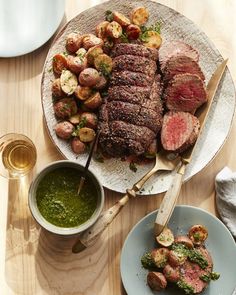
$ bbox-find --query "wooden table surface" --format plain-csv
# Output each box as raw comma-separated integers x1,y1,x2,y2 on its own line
0,0,235,294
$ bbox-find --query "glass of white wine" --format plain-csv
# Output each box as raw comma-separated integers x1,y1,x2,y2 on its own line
0,133,37,179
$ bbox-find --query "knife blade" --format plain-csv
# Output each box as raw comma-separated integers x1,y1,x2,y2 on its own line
154,59,228,237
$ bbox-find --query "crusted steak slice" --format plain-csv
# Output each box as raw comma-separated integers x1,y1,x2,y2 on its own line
111,43,158,61
179,247,213,294
161,111,200,153
164,74,207,112
109,70,154,87
159,41,199,71
112,55,157,76
100,100,162,134
163,55,205,83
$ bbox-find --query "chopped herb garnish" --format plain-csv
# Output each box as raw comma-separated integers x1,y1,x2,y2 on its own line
200,272,220,282
98,62,112,79
176,280,194,294
141,252,157,270
72,118,87,136
129,161,137,172
105,10,113,22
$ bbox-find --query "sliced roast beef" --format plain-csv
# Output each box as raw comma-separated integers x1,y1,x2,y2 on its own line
108,77,163,114
161,111,200,153
100,100,162,134
164,74,207,112
178,246,213,294
109,70,154,87
112,55,157,76
111,43,158,61
159,41,199,71
163,55,205,83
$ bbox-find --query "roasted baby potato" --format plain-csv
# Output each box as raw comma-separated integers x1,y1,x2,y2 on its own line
80,112,98,129
84,92,102,109
66,32,82,53
174,236,194,249
67,55,88,74
94,54,113,75
60,70,78,95
130,7,149,25
142,31,162,49
79,127,96,142
68,113,81,125
93,74,107,90
74,85,93,101
156,227,174,247
151,248,169,268
86,46,103,65
113,11,131,27
126,24,141,40
95,21,109,39
79,68,100,87
188,224,208,245
53,98,78,119
55,121,74,139
147,272,167,291
71,137,86,154
82,34,104,50
52,53,68,75
163,264,180,283
51,78,64,97
106,21,122,38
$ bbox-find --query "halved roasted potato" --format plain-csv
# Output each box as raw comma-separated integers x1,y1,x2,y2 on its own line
94,54,113,76
82,34,104,50
69,113,81,125
84,92,102,109
130,7,149,25
151,248,169,268
106,21,122,38
52,53,68,75
113,11,131,27
60,70,78,95
95,21,109,39
74,85,93,101
67,55,88,74
142,31,162,49
156,227,174,247
76,48,87,58
86,46,103,65
188,224,208,245
79,127,96,142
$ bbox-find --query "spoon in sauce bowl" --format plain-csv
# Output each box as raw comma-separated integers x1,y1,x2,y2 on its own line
77,131,100,195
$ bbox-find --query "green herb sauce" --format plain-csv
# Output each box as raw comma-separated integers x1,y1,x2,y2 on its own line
36,167,98,227
176,280,194,294
141,252,157,270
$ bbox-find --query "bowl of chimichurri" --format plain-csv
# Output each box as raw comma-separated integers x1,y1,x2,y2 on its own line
28,160,104,235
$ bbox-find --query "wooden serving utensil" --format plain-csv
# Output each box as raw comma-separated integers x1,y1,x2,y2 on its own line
154,59,228,237
72,149,180,253
77,131,100,195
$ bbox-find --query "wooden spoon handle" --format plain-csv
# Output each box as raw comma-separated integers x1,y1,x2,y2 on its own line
154,162,186,236
72,194,129,253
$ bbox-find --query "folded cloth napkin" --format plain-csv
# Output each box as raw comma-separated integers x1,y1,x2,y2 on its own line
215,167,236,238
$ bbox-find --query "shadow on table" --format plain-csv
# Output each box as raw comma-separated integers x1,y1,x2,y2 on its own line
4,175,41,295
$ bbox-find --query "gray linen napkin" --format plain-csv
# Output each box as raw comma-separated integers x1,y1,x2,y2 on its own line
215,167,236,238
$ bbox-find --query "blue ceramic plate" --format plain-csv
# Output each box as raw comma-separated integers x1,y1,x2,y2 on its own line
121,205,236,295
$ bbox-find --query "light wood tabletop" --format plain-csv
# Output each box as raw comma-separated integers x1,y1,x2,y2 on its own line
0,0,235,294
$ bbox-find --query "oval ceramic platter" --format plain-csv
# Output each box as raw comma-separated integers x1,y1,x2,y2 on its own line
120,205,236,295
41,0,236,194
